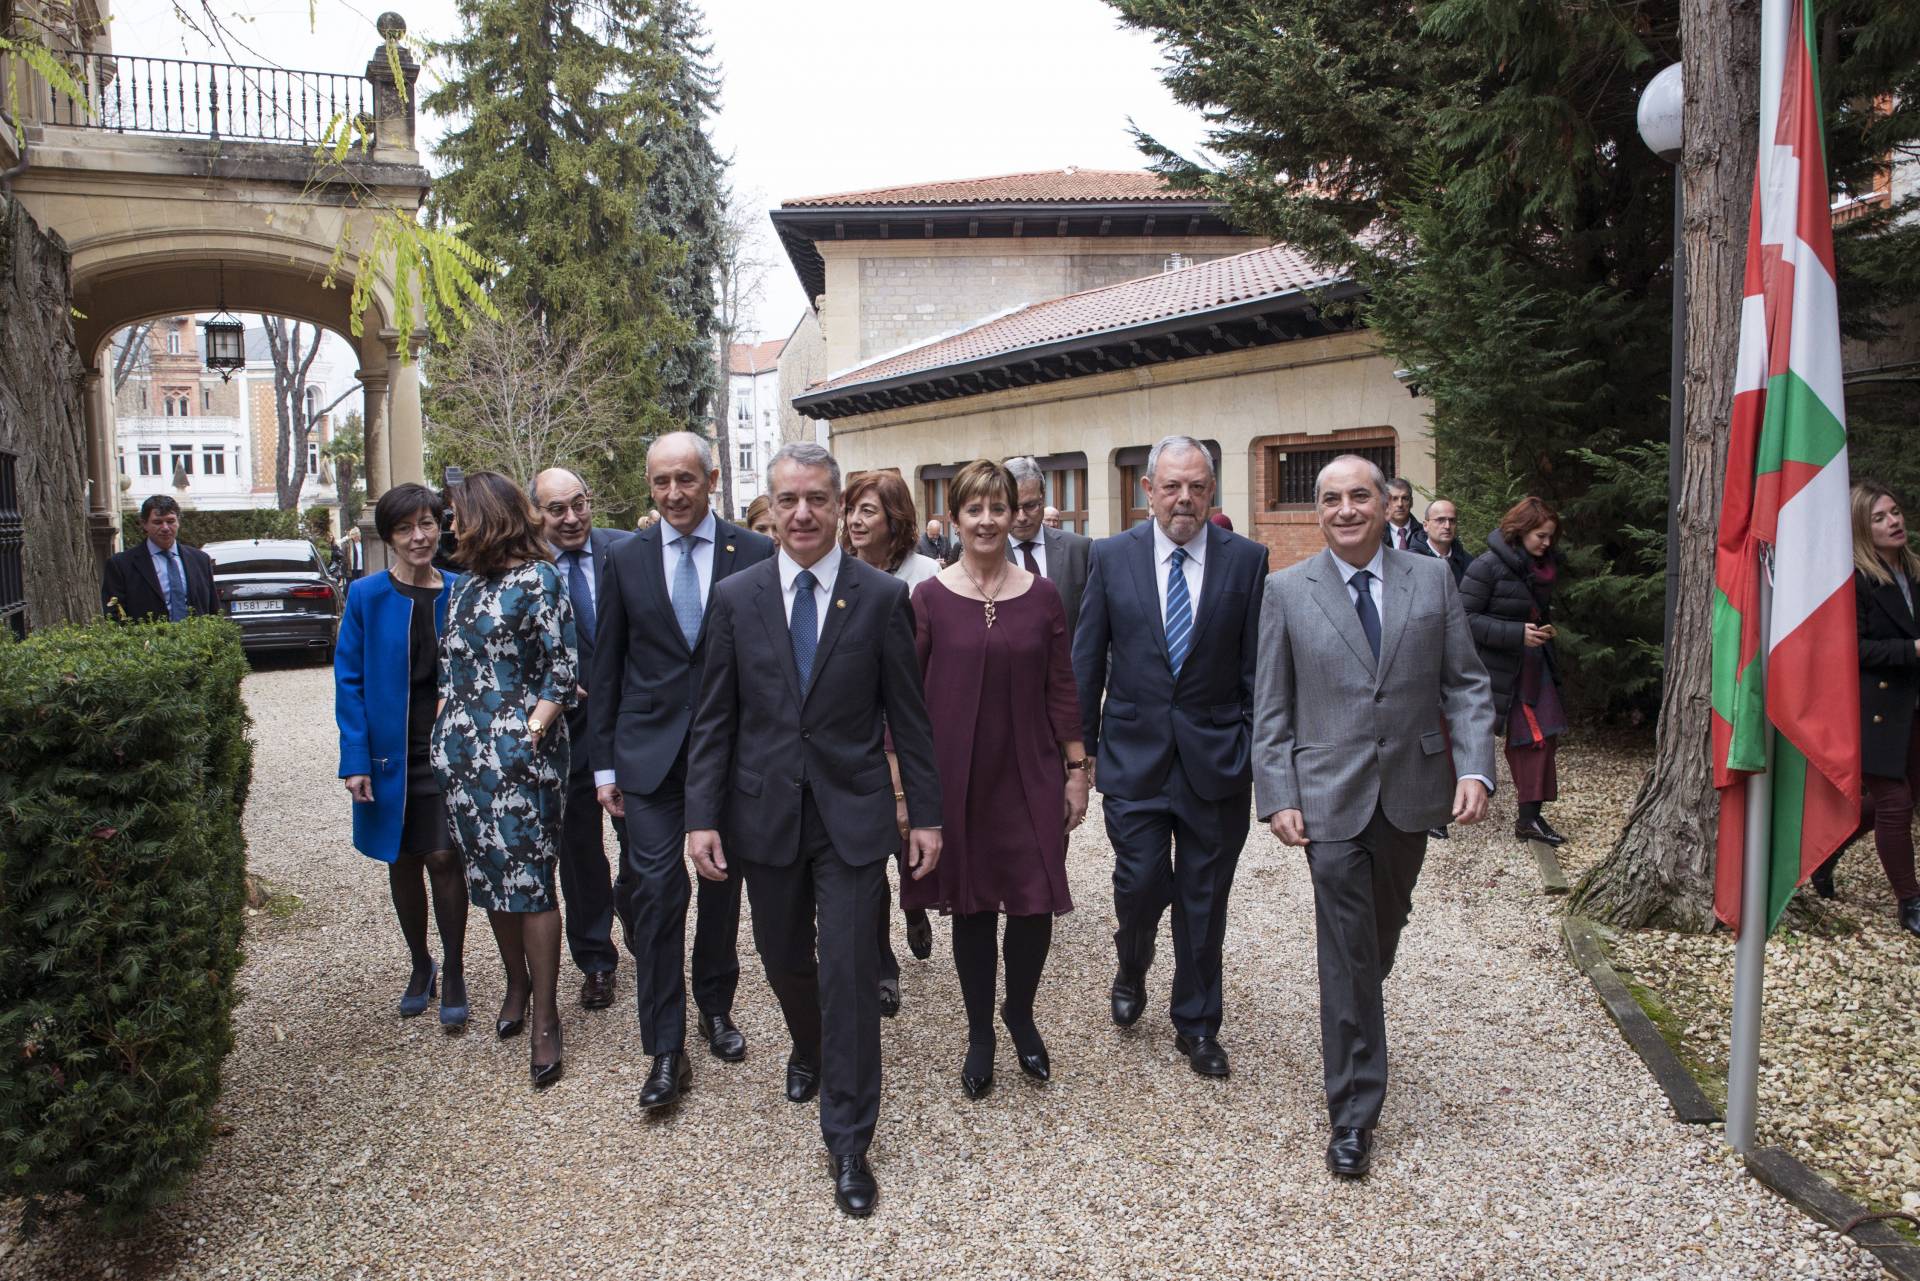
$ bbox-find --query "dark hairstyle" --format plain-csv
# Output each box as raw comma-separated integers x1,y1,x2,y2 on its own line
139,493,181,521
374,482,442,543
1497,496,1561,545
840,470,920,572
450,470,552,576
947,459,1017,525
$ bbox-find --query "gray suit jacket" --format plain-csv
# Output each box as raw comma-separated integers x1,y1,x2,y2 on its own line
1252,547,1495,841
1009,525,1091,635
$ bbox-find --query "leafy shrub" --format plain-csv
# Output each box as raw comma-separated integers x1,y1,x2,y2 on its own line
0,618,253,1230
120,507,300,548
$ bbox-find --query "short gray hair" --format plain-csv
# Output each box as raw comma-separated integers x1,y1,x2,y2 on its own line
647,430,714,475
1385,475,1413,498
1314,454,1389,501
767,442,841,494
1004,456,1044,489
1145,435,1215,482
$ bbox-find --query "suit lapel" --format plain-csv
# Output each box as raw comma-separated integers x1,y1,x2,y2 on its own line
1374,551,1417,680
754,570,805,709
1307,550,1378,678
1183,523,1232,658
1877,578,1919,638
802,559,859,707
135,544,164,606
710,520,744,593
1123,524,1171,664
635,525,691,656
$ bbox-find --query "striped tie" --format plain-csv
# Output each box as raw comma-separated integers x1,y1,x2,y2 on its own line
1165,546,1193,674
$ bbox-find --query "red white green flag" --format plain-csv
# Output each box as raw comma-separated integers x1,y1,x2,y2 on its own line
1711,0,1860,935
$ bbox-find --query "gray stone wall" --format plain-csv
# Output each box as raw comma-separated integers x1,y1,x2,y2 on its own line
858,251,1230,361
778,308,830,445
0,196,94,628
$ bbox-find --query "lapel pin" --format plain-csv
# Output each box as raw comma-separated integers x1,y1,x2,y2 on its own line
836,599,846,609
724,544,734,552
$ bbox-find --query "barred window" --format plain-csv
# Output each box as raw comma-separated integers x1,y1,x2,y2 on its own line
1265,441,1396,510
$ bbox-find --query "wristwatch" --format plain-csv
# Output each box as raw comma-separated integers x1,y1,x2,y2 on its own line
1065,758,1091,773
527,715,548,738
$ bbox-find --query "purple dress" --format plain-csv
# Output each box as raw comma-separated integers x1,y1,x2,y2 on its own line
902,576,1080,917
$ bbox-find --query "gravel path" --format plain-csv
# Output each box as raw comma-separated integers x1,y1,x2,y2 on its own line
1,666,1885,1278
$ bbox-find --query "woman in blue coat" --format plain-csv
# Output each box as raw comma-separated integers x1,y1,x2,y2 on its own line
335,482,469,1031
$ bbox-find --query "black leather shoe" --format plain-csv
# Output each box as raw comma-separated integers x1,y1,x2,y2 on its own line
529,1026,564,1090
1175,1033,1231,1078
831,1154,878,1218
1534,814,1568,845
786,1054,821,1104
960,1065,994,1099
699,1012,746,1063
1514,817,1565,847
1427,826,1450,840
1326,1126,1372,1177
878,978,901,1019
579,971,615,1010
1899,896,1920,937
1110,969,1146,1028
639,1051,690,1109
1811,862,1839,900
905,911,934,961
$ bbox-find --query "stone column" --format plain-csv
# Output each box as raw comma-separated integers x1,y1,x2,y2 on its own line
80,366,118,561
367,13,422,164
357,366,391,573
384,332,425,485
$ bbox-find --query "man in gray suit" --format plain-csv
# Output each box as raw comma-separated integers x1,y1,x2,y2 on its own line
1004,456,1091,635
1252,454,1495,1179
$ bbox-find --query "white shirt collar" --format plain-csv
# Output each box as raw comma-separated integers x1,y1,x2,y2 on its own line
668,510,717,548
1151,520,1207,566
1332,544,1387,587
779,544,841,592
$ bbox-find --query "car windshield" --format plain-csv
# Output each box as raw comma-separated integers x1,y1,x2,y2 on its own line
207,547,319,575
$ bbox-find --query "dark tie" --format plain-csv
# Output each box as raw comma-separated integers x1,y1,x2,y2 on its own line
1350,568,1381,661
164,550,188,622
1165,546,1193,674
1018,540,1040,574
566,549,596,643
791,568,818,690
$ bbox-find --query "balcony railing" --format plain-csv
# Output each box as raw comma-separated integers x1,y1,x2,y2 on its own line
41,52,373,145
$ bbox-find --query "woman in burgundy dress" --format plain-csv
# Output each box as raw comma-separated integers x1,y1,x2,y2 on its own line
903,459,1090,1098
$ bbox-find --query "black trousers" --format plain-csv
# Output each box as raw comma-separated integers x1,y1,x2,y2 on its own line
740,788,883,1157
1305,803,1427,1129
1101,753,1251,1038
559,754,620,977
613,753,742,1056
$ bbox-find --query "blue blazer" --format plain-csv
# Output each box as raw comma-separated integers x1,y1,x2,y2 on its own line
334,568,459,863
1072,520,1270,802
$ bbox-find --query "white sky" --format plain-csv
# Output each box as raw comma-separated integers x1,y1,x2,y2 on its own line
119,0,1211,342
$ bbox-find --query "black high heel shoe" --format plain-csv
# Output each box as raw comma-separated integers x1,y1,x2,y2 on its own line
1001,1007,1051,1083
529,1025,564,1090
496,994,527,1040
960,1042,994,1099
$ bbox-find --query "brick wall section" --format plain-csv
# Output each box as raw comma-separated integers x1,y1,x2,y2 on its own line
1249,426,1402,569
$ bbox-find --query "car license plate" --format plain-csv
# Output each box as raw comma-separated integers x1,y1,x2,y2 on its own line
231,600,284,614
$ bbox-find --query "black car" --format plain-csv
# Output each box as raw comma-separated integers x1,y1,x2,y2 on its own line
205,538,342,663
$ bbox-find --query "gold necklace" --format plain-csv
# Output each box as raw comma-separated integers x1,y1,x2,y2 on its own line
959,557,1010,629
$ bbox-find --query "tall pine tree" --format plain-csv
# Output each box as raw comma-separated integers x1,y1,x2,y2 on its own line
425,0,692,507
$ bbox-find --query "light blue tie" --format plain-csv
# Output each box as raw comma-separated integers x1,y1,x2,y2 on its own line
164,549,188,622
791,568,818,690
671,534,704,648
1165,546,1192,674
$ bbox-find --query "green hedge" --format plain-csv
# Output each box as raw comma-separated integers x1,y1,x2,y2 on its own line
0,618,254,1229
120,507,301,548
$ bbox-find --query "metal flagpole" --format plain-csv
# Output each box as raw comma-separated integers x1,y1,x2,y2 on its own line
1726,553,1773,1154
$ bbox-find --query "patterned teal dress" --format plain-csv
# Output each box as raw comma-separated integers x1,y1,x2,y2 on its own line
432,559,579,913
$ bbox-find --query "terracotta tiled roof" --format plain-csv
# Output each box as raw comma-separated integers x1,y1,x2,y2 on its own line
728,338,786,376
810,243,1338,395
783,168,1204,208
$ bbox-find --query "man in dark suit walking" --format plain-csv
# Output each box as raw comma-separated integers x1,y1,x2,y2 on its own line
1005,455,1092,635
534,467,625,1012
1072,435,1270,1078
102,494,216,622
1410,498,1473,584
1384,476,1425,552
685,442,941,1218
589,435,774,1111
915,518,950,566
1253,455,1495,1178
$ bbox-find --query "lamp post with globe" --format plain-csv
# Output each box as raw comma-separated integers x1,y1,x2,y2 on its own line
1638,62,1685,665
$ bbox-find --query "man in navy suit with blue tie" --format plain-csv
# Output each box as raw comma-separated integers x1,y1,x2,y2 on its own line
589,434,775,1111
1073,436,1270,1078
101,494,216,623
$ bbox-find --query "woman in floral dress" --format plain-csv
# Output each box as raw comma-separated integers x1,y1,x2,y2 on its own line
433,471,579,1088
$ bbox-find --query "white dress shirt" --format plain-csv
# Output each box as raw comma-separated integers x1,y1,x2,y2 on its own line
778,545,840,641
1151,521,1206,628
662,510,718,610
1011,532,1049,578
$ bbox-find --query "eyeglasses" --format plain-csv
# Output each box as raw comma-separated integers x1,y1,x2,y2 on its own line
541,496,592,518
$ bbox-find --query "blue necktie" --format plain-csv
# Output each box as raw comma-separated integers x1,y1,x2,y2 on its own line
566,549,596,643
671,535,704,648
1165,546,1193,674
1350,568,1381,661
164,550,188,622
791,568,818,690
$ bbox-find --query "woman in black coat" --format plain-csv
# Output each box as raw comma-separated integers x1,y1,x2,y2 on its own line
1460,497,1568,845
1823,481,1920,935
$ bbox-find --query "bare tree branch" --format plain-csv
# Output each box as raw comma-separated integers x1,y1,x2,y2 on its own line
111,322,155,393
710,186,774,518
